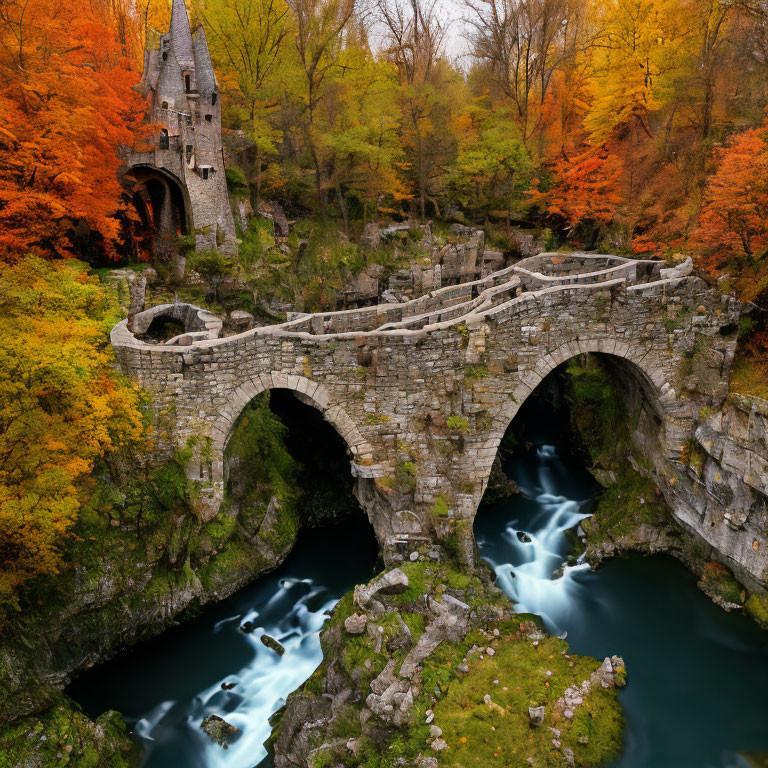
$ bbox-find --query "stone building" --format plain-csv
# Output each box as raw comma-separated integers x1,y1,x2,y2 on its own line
121,0,237,256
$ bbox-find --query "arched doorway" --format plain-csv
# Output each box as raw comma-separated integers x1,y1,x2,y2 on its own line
124,166,191,259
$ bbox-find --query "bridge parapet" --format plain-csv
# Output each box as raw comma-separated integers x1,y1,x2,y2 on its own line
112,255,764,583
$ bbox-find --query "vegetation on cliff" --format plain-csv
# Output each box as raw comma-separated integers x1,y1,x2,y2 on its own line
0,693,139,768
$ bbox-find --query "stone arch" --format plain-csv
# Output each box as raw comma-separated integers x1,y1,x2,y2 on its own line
193,372,377,525
209,373,374,473
125,165,193,255
477,337,678,497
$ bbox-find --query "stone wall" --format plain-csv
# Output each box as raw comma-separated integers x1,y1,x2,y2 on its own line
111,256,764,587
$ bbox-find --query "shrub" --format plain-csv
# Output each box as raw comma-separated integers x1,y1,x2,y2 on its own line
446,415,470,434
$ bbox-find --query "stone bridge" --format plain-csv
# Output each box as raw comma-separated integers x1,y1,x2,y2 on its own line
112,253,768,589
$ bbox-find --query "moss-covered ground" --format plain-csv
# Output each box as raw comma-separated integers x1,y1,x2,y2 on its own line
284,562,625,768
0,694,140,768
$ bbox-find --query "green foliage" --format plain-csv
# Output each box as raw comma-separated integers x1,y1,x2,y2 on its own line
431,494,450,517
186,250,229,280
395,460,417,492
446,414,470,434
0,693,139,768
464,364,489,380
238,217,276,270
225,391,300,510
225,167,249,200
583,469,669,543
565,358,627,467
699,561,745,606
745,592,768,629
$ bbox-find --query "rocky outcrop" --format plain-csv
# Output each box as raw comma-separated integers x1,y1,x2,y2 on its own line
200,714,239,748
647,394,768,593
271,562,626,768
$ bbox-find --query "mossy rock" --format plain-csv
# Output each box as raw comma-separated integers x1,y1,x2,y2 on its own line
745,593,768,629
0,694,141,768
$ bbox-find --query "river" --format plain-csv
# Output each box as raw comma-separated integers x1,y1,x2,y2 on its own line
70,439,768,768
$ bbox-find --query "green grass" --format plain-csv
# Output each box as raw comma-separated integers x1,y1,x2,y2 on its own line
431,634,624,768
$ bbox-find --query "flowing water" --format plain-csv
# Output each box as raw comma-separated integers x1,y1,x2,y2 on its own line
475,441,768,768
70,432,768,768
69,517,379,768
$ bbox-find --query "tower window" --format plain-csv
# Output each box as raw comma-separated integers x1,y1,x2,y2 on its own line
161,101,168,109
185,74,191,93
201,167,210,180
205,114,212,122
162,52,168,61
211,93,217,106
186,145,193,163
158,129,169,150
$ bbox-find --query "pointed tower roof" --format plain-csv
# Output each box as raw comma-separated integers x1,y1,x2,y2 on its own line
170,0,195,71
193,24,217,95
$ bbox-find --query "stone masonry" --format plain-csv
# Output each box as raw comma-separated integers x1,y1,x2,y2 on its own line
121,0,237,255
111,253,768,592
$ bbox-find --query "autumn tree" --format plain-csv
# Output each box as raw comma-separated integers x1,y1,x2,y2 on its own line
537,142,624,237
466,0,586,154
378,0,457,219
0,258,144,609
447,101,533,222
695,122,768,299
286,0,358,214
0,0,144,262
203,0,292,204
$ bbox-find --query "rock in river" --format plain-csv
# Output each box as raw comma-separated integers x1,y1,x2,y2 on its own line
200,714,239,748
261,634,286,655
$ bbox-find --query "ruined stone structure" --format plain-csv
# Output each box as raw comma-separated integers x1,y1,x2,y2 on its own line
111,253,768,593
121,0,237,256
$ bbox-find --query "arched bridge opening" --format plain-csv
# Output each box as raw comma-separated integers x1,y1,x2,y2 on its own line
473,351,670,576
215,381,379,562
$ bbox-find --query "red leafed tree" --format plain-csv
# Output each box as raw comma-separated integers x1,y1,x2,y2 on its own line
0,0,145,261
541,143,624,230
696,125,768,272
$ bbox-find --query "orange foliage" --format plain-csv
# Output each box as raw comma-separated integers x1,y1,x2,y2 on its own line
696,125,768,262
0,0,145,261
539,143,624,228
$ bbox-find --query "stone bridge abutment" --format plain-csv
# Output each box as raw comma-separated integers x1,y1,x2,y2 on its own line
112,253,768,591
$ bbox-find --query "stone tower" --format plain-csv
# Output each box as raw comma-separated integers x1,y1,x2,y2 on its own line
123,0,238,256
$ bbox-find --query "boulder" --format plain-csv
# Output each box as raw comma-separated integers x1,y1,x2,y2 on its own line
200,714,238,748
344,613,368,635
528,705,546,727
354,568,409,608
261,634,286,656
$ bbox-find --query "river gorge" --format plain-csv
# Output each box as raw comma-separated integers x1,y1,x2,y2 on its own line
67,393,768,768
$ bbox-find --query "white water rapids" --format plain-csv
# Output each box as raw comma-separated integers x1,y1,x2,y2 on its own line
136,578,338,768
134,443,592,766
479,444,593,633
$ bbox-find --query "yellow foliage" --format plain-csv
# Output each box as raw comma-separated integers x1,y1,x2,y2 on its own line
0,258,144,610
